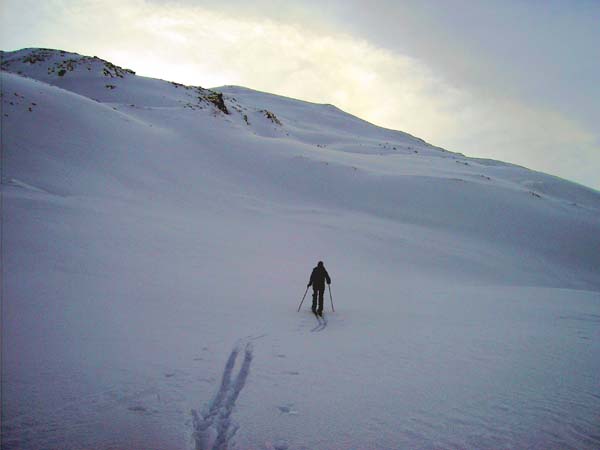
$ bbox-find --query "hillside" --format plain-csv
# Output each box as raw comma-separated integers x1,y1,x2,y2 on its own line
2,48,599,449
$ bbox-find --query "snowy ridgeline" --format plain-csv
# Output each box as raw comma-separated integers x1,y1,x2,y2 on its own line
2,48,600,449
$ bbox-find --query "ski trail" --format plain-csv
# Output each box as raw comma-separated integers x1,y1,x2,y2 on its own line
205,348,239,422
192,343,254,450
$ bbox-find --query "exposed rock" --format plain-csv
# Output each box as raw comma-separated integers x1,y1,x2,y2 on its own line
261,109,282,125
206,91,229,115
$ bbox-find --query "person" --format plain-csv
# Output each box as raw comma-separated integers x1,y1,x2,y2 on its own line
307,261,331,316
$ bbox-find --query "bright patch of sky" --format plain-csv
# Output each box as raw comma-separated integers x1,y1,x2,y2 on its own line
1,0,598,190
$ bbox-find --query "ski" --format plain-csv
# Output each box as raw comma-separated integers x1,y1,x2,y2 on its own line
311,311,327,332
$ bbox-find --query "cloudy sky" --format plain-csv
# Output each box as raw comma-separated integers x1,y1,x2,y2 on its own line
2,0,599,190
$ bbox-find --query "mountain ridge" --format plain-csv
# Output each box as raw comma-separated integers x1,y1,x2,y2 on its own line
5,47,598,194
3,47,599,210
1,48,464,159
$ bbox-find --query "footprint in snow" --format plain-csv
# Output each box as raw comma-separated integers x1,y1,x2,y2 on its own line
265,440,289,450
277,404,298,415
128,405,147,413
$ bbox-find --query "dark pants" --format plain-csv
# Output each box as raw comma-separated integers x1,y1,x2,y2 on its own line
312,287,325,313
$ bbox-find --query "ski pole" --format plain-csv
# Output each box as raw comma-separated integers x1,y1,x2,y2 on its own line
328,284,335,312
297,286,309,312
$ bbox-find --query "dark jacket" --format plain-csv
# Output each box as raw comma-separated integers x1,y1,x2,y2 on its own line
308,264,331,290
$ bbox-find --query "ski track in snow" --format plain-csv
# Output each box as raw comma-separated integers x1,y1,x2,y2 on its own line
192,343,253,450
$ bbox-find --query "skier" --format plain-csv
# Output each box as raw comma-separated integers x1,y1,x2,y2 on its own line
307,261,331,316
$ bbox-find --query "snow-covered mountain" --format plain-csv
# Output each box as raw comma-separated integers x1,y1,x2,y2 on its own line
2,48,599,449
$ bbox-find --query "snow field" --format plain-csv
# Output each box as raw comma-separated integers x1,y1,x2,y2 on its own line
2,50,600,449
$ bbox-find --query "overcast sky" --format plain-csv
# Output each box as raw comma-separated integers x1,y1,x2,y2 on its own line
2,0,599,190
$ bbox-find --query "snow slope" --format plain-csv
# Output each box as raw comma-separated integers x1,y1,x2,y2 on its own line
2,48,600,449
